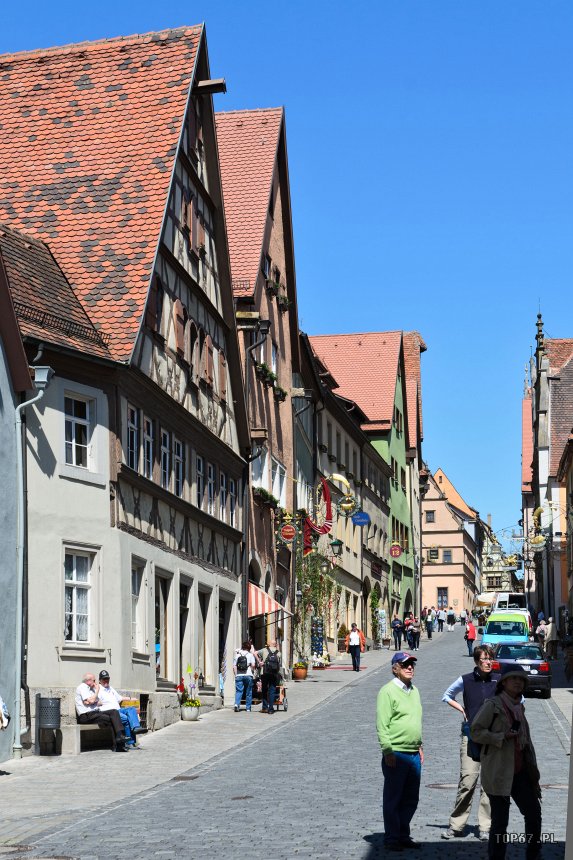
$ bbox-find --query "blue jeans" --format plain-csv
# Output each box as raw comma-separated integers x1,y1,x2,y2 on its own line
349,644,361,671
426,621,433,639
235,675,253,710
119,706,141,745
382,751,421,845
467,638,475,657
393,630,402,649
262,674,277,712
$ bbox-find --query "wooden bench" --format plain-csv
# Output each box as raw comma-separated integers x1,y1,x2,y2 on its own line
60,722,115,755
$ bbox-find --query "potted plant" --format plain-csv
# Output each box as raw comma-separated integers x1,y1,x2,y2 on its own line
177,680,201,721
265,279,280,296
312,653,329,670
277,294,290,312
273,386,288,403
253,486,280,510
338,623,349,652
292,660,308,681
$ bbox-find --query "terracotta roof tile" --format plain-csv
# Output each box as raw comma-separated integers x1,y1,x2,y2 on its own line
0,223,111,358
215,108,283,297
545,339,573,373
309,331,402,427
549,358,573,477
521,395,533,493
0,26,202,360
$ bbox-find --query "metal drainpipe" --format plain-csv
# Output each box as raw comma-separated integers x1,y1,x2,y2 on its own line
13,385,49,758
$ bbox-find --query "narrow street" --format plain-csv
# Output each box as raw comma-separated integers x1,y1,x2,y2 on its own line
4,628,568,860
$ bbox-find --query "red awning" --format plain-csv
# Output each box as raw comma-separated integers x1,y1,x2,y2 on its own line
248,582,293,619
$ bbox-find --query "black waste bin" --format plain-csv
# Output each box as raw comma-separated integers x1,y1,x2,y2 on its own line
38,697,61,729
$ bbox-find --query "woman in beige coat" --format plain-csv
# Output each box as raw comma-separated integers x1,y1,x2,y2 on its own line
470,664,541,860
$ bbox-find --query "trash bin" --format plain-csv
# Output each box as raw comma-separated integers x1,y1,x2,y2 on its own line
38,697,61,729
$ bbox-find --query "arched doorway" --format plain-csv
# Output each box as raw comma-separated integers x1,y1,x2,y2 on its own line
404,589,413,616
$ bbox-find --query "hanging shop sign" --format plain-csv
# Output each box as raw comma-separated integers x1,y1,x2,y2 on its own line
351,510,371,527
280,523,297,543
390,543,402,559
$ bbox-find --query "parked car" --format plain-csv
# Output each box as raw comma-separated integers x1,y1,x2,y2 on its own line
491,641,551,698
478,612,530,646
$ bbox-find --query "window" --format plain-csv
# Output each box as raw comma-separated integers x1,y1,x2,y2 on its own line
143,416,154,480
161,430,170,490
271,342,278,377
271,458,286,507
220,472,227,522
437,587,448,610
400,468,406,493
327,421,333,453
428,548,439,561
65,396,92,468
443,549,452,563
261,254,271,278
425,510,435,523
251,446,268,488
64,551,92,643
127,404,140,471
173,438,184,497
131,560,146,652
391,457,398,487
196,455,204,508
250,329,265,365
229,478,236,527
207,463,215,515
394,408,403,435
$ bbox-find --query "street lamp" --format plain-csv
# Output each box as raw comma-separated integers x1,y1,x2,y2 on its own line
330,539,343,557
320,560,330,576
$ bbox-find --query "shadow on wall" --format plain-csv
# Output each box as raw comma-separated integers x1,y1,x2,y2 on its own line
25,403,57,478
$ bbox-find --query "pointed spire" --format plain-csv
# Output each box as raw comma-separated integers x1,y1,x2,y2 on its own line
535,313,544,354
523,364,530,397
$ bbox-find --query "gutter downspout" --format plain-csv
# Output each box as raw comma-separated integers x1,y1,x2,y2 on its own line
13,383,49,758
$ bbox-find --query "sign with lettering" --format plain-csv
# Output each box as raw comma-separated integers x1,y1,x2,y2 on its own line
390,543,402,559
280,523,297,543
351,511,371,527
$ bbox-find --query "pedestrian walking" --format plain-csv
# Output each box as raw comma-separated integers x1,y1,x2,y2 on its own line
420,606,427,633
534,619,546,649
233,640,256,712
544,617,558,660
471,664,542,860
437,608,446,632
345,622,366,672
460,608,467,624
257,639,281,714
403,613,414,650
426,607,435,639
410,617,421,651
465,620,477,657
376,652,423,851
441,644,499,841
391,614,403,651
447,606,456,631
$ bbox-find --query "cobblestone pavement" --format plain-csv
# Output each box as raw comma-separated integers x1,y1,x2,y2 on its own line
0,627,569,859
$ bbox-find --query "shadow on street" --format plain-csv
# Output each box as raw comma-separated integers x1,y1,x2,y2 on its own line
363,834,565,858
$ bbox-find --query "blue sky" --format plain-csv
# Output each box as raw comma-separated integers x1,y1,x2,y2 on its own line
3,2,573,544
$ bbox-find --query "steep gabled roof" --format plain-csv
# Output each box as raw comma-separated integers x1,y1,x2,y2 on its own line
309,331,402,428
0,26,202,360
215,108,284,297
521,394,533,493
433,468,478,520
0,223,111,359
402,331,426,450
545,339,573,373
549,357,573,478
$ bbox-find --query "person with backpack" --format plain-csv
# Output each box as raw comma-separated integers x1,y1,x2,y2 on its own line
257,639,281,714
233,640,256,712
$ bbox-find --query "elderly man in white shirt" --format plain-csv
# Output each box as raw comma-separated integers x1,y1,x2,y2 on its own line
74,672,128,751
97,670,146,747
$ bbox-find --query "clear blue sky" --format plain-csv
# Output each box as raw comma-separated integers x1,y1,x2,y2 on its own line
3,2,573,544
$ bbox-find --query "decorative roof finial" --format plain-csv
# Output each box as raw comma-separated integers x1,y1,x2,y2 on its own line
535,313,544,355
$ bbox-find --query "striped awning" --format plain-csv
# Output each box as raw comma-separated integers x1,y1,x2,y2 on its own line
248,582,293,619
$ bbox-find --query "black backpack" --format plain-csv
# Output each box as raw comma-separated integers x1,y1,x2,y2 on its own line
236,653,248,673
264,649,280,676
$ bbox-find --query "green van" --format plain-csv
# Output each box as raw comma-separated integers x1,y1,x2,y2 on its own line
479,612,530,646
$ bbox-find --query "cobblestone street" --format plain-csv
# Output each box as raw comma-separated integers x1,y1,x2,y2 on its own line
0,627,567,859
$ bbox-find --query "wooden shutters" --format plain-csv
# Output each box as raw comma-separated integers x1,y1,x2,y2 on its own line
219,351,227,402
173,299,185,357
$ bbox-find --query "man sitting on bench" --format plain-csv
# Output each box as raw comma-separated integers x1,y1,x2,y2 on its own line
75,672,128,752
97,670,146,747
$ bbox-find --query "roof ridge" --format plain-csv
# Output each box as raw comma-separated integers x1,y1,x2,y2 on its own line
0,25,203,64
0,222,48,250
311,330,402,338
216,107,283,117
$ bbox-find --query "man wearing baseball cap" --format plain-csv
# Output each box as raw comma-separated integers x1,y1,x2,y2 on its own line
376,652,423,851
97,670,146,748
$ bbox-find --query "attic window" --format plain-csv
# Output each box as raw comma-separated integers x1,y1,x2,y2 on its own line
261,254,271,279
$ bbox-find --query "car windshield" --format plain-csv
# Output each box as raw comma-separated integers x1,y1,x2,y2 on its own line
486,621,527,636
495,644,543,660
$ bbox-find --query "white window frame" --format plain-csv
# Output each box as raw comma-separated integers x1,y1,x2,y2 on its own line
271,457,286,507
271,342,278,376
64,549,93,644
251,446,268,489
220,472,227,522
65,396,92,469
207,462,215,515
229,477,236,527
127,404,140,472
196,454,204,508
173,437,184,497
131,558,147,653
143,416,154,480
161,430,170,490
59,380,108,487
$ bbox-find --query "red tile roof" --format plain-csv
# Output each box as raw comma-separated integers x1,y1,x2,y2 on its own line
434,468,478,519
215,108,283,297
402,331,427,449
0,26,202,361
521,395,533,493
0,224,111,359
545,339,573,373
549,357,573,478
309,331,402,427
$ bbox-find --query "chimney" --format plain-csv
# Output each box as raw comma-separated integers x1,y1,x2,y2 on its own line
487,513,492,528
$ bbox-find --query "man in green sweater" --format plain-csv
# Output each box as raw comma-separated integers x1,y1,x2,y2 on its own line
376,651,423,851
